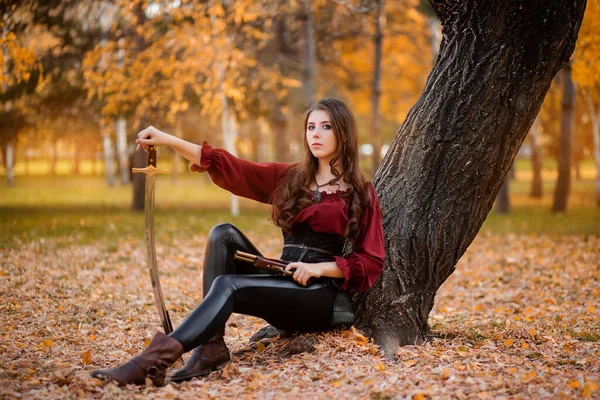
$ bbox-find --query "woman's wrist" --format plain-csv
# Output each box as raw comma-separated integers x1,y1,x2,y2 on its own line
315,261,344,279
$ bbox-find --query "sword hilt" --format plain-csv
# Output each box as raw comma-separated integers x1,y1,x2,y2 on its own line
132,165,170,177
133,145,170,176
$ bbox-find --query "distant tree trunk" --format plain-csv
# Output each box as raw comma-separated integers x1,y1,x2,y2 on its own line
103,133,115,186
50,141,58,176
171,119,183,182
272,106,289,162
216,58,239,216
257,118,269,162
94,149,102,176
371,0,384,172
73,140,81,175
586,94,600,207
552,63,575,213
116,118,130,185
24,147,30,176
353,0,585,356
271,8,292,162
299,0,316,107
131,2,147,211
429,15,442,61
495,173,511,214
248,119,262,162
5,141,14,185
529,117,543,197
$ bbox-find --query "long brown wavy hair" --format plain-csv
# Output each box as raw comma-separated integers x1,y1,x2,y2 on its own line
271,98,369,243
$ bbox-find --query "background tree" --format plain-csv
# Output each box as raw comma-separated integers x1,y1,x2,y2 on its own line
528,117,543,197
573,0,600,206
351,0,586,356
552,63,575,213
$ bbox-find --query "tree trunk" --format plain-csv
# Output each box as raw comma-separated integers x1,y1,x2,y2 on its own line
552,63,575,213
73,140,81,175
103,133,115,186
248,119,262,162
131,2,147,211
586,94,600,207
353,0,585,356
429,15,442,62
271,8,292,163
299,0,316,107
495,173,510,214
171,119,183,182
24,147,30,176
131,120,146,211
217,58,239,217
272,105,289,162
529,117,543,197
50,141,57,176
116,118,130,185
6,141,14,185
370,0,384,172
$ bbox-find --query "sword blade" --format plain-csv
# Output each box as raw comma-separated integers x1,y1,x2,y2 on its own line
144,174,173,334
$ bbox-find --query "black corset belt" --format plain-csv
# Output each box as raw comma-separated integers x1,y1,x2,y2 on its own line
280,222,344,263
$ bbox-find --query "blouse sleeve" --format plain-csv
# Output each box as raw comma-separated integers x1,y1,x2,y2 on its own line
333,182,385,292
190,141,292,204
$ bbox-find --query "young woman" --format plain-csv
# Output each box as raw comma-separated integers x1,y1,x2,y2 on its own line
91,98,385,386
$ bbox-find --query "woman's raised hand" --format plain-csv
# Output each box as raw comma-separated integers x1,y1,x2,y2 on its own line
135,126,173,151
285,262,323,286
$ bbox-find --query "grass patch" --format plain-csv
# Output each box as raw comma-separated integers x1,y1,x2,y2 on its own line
0,206,274,249
0,171,598,249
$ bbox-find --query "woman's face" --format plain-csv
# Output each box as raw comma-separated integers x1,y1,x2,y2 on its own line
306,109,338,164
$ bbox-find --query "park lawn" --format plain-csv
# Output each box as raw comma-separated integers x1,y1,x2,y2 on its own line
0,171,598,249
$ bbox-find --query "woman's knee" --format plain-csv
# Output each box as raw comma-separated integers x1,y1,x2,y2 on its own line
208,223,240,243
211,274,235,291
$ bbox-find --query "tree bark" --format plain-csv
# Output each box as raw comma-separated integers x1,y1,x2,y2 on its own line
529,117,543,197
353,0,586,356
370,0,384,172
552,63,575,213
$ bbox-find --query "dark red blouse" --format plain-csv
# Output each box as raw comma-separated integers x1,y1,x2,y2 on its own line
191,142,385,292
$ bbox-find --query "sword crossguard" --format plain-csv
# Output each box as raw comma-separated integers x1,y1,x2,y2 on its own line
132,165,170,177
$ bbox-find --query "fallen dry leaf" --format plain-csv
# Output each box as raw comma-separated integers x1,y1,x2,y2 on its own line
0,233,598,398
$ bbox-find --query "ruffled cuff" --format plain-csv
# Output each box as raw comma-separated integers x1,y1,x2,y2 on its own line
190,141,214,172
334,255,368,292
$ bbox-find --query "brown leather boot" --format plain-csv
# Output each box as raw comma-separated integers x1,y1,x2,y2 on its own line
170,331,230,383
91,332,184,387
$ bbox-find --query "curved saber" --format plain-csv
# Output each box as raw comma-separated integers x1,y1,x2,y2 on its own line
132,145,173,334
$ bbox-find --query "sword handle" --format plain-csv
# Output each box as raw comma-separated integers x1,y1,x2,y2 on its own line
148,145,157,168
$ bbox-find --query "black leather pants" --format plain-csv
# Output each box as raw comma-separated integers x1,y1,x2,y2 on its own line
169,223,339,352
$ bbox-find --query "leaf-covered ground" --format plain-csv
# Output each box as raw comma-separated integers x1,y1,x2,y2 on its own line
1,232,599,399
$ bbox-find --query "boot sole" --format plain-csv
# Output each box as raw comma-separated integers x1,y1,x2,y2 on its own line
169,360,231,383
